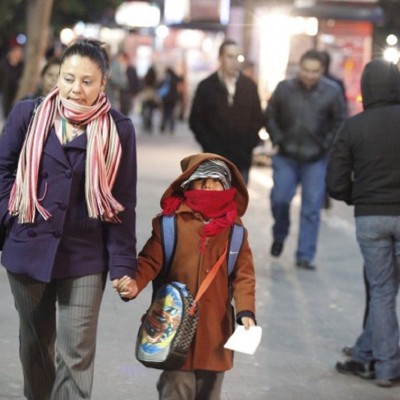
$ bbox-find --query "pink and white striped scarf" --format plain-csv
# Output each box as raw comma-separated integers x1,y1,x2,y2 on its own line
9,86,124,223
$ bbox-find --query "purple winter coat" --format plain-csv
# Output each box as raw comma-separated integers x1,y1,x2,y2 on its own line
0,99,137,282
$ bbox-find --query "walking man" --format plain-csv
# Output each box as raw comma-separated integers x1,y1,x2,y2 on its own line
189,39,263,184
265,49,345,269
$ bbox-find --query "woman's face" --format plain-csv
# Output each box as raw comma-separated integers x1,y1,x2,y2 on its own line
58,55,106,106
190,178,224,191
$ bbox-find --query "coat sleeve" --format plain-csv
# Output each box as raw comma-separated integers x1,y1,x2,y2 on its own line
189,82,211,151
248,80,263,149
265,82,285,146
105,116,138,280
326,123,353,204
323,88,346,152
135,216,164,292
231,228,256,317
0,101,35,226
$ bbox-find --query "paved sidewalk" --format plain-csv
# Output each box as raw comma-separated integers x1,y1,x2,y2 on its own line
0,119,399,399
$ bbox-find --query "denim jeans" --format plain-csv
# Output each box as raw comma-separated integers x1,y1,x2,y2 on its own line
270,154,327,263
352,216,400,380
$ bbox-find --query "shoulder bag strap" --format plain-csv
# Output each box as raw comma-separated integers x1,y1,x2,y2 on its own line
189,242,228,316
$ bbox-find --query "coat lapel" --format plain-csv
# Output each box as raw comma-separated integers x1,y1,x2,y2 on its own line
43,129,87,168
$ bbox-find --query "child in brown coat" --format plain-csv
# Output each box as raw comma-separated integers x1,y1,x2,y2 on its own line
116,153,256,399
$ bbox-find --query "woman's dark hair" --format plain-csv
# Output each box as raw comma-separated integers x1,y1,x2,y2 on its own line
61,38,110,78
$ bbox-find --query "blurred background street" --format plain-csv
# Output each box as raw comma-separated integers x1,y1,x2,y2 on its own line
1,0,400,398
1,117,399,399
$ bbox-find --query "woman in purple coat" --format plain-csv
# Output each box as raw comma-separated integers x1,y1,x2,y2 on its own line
0,39,137,399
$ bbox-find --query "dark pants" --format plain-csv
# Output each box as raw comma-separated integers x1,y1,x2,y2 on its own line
157,370,225,400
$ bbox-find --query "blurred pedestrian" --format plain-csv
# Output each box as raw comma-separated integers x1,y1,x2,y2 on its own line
140,65,158,133
0,40,24,119
0,38,137,399
189,39,263,185
24,56,61,99
320,50,347,107
241,60,257,82
327,58,400,388
116,152,256,400
265,49,345,269
108,49,129,113
158,66,183,134
121,54,140,117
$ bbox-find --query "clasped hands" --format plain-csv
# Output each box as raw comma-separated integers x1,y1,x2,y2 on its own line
112,275,138,300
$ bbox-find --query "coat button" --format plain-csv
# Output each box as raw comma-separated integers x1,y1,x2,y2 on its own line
59,203,67,210
53,232,62,238
64,170,72,179
27,229,37,237
42,171,48,178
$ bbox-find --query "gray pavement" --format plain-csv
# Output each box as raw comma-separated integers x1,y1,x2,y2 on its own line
1,116,399,399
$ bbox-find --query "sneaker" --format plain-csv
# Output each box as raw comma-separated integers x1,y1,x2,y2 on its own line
270,241,283,257
376,379,393,388
336,359,375,380
296,260,316,270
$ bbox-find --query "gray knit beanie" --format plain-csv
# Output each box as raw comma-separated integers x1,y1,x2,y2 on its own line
181,159,232,190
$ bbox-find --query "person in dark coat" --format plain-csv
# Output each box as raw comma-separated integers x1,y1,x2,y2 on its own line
0,39,137,399
189,39,263,185
265,49,346,269
140,65,158,133
327,58,400,388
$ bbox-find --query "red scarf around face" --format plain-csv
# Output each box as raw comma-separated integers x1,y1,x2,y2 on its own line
161,188,237,251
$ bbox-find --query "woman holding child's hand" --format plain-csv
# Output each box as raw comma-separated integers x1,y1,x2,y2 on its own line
113,275,138,299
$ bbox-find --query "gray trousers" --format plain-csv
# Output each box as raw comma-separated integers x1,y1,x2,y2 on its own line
8,271,106,400
157,370,225,400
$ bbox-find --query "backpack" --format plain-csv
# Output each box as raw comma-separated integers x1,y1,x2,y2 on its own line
135,215,245,370
160,214,245,279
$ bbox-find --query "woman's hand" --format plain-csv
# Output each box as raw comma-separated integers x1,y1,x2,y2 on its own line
112,275,138,300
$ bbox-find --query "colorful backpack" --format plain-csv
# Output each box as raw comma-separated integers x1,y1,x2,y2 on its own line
135,215,244,370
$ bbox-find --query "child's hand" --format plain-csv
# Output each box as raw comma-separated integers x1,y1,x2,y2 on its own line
241,316,256,330
112,276,138,300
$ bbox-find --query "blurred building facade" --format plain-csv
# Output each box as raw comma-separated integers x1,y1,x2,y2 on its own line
59,0,397,117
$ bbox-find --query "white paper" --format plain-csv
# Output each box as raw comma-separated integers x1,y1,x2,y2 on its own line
224,326,262,355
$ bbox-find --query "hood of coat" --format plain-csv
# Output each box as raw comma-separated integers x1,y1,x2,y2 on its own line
361,58,400,109
160,153,249,217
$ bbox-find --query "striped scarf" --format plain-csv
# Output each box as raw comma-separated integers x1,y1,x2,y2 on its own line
9,86,124,223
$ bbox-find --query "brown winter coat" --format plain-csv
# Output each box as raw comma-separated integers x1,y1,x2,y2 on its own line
135,153,256,372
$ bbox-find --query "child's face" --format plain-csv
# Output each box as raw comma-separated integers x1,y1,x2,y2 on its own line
190,178,225,191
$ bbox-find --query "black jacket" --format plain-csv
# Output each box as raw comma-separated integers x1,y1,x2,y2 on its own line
326,58,400,216
189,72,262,170
265,76,345,162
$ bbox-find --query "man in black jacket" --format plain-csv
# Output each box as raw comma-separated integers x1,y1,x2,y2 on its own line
189,39,262,185
265,49,345,269
327,58,400,388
